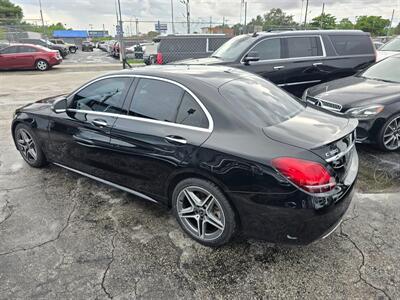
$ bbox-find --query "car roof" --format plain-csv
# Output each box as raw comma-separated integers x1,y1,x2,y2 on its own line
251,29,368,39
106,65,252,88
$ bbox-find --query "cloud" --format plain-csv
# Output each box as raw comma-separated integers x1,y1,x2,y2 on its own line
13,0,400,35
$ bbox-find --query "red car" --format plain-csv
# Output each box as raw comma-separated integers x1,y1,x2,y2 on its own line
0,44,62,71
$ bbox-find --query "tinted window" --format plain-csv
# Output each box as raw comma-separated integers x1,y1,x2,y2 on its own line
286,36,322,58
70,78,131,113
360,56,400,83
130,79,184,122
219,76,304,127
252,38,281,60
1,46,18,54
176,92,208,128
329,35,374,55
18,46,38,53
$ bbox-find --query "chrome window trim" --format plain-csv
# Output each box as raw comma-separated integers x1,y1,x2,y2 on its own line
240,35,326,64
53,162,158,203
67,74,214,133
278,79,321,87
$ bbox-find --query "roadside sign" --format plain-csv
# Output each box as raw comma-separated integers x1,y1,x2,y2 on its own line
155,22,168,33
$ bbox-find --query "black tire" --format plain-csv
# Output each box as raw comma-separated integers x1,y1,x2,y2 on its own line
377,113,400,151
172,178,237,247
69,47,77,53
14,124,47,168
35,59,49,71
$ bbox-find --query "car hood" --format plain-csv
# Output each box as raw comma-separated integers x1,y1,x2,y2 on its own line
172,57,226,65
376,50,398,61
16,95,66,113
307,76,400,109
262,106,357,150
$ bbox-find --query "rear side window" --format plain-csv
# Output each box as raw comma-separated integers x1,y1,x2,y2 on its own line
286,36,322,58
0,46,18,54
18,46,38,53
129,79,184,122
70,77,131,114
251,38,281,60
219,76,304,127
329,35,373,55
176,92,209,128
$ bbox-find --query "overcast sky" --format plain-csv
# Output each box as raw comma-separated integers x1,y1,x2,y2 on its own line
13,0,400,35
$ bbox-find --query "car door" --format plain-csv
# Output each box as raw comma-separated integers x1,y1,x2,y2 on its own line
109,77,212,202
280,36,325,97
0,46,20,69
236,37,287,86
47,76,134,181
15,46,37,68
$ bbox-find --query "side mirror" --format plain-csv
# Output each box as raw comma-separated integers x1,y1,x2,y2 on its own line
243,51,260,64
51,96,68,113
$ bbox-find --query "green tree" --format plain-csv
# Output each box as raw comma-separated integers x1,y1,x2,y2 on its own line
355,16,390,36
263,8,297,29
0,0,23,25
337,18,354,30
394,22,400,35
310,13,336,29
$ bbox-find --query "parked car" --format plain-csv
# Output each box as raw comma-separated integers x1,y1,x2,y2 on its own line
376,36,400,61
111,41,120,57
153,34,231,65
176,30,376,97
50,39,78,53
143,42,159,65
0,44,62,71
19,38,68,58
0,40,10,50
11,65,358,246
304,54,400,151
82,41,94,52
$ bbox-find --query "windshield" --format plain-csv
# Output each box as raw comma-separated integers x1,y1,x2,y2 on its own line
219,75,305,127
212,35,255,61
380,38,400,51
360,56,400,83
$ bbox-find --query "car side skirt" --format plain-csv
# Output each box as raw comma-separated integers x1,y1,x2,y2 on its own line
53,162,159,204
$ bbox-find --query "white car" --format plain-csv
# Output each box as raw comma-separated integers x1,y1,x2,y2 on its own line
376,37,400,61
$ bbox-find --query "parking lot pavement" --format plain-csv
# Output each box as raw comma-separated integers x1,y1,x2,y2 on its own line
0,67,399,299
62,48,119,65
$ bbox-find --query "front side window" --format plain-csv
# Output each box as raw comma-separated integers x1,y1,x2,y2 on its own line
251,38,281,60
286,36,322,58
70,77,131,114
212,35,255,61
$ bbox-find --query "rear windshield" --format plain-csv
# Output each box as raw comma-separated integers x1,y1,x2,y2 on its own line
359,56,400,83
379,38,400,51
219,76,304,127
329,35,374,55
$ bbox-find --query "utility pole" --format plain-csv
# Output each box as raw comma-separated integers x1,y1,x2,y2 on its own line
135,18,139,35
244,2,247,34
116,0,126,68
38,0,45,36
186,0,190,34
320,2,325,29
222,16,225,27
299,0,304,26
209,16,212,33
239,0,244,31
171,0,175,34
387,9,395,38
304,0,309,29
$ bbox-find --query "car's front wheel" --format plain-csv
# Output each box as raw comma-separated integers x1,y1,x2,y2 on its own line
14,124,47,167
172,178,237,247
35,59,49,71
378,113,400,151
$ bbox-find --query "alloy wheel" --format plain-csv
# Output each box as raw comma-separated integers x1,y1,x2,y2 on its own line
16,129,37,163
383,116,400,150
37,60,48,71
176,186,225,241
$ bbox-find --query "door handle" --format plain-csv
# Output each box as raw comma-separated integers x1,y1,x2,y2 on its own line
165,136,187,145
313,62,323,66
92,119,108,127
273,65,285,70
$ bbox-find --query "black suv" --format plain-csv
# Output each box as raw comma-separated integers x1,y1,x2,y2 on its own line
19,38,68,58
177,30,376,96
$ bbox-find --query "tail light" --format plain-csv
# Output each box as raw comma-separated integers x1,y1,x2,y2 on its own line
272,157,336,194
156,52,163,64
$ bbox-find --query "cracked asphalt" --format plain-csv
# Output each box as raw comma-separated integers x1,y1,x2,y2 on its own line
1,53,400,299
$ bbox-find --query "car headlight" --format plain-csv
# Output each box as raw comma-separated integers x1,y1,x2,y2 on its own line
345,105,384,119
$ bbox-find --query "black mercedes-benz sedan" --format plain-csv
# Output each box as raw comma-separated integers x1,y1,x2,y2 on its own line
304,55,400,151
12,65,358,246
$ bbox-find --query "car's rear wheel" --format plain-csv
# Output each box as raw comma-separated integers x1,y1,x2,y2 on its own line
69,47,77,53
14,124,47,167
36,59,49,71
172,178,237,247
378,113,400,151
